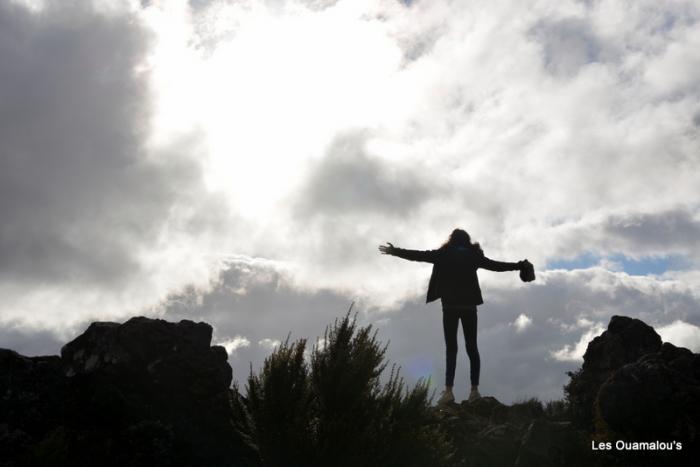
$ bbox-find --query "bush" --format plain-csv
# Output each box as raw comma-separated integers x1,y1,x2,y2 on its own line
233,311,453,467
544,399,570,421
508,397,545,422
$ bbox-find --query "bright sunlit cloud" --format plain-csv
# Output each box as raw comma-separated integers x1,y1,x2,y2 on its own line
658,320,700,352
145,0,405,219
217,335,252,355
551,321,605,362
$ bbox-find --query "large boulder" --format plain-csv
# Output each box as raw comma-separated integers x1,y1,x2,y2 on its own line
564,315,661,429
0,317,259,467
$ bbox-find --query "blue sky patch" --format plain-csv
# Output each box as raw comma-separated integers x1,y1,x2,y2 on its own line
547,253,688,276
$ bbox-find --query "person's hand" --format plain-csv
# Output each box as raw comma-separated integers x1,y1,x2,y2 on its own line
379,242,396,255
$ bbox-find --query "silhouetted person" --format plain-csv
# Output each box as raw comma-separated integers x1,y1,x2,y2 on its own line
379,228,533,405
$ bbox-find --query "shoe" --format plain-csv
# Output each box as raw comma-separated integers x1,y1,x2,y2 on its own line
437,390,455,406
468,388,481,402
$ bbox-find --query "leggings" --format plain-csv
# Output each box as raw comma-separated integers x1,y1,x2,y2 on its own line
442,306,480,387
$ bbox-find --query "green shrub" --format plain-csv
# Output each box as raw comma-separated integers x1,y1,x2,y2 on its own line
233,311,453,467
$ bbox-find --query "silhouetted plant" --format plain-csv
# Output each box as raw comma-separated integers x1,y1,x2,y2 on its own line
509,397,545,422
233,311,453,467
563,368,595,429
509,397,571,422
544,399,571,421
237,338,314,467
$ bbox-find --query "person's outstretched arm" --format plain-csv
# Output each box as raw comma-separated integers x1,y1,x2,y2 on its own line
378,242,439,263
479,255,525,272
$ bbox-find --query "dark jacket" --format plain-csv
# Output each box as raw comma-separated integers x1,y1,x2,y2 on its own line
392,245,520,306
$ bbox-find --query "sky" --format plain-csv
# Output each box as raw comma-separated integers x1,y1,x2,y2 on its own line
1,0,699,403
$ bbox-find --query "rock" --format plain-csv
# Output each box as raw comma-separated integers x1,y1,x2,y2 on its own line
461,396,507,418
61,317,216,376
564,315,661,429
596,342,700,444
0,317,259,467
561,315,700,462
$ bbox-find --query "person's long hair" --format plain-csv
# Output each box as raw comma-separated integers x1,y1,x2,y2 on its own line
441,228,482,251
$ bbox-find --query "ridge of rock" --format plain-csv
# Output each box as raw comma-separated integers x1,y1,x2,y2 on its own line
564,315,661,429
0,316,258,467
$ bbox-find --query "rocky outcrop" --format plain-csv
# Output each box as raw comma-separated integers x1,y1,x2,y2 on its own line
597,341,700,442
0,317,259,467
564,315,662,429
438,314,700,466
563,314,700,464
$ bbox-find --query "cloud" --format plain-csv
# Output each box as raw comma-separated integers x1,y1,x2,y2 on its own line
166,258,700,403
294,131,435,219
511,313,533,333
0,0,234,331
217,335,251,355
258,338,282,351
529,17,602,78
550,322,605,362
0,0,152,287
8,253,700,404
658,320,700,352
602,209,700,254
3,0,700,405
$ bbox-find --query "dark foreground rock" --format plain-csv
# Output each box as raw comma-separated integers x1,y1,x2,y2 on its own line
0,317,259,467
564,316,662,430
564,315,700,465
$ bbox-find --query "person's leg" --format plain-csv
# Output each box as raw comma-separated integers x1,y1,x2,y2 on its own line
460,307,480,389
442,309,460,389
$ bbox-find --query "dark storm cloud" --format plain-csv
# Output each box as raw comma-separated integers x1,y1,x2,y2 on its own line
295,131,433,219
0,1,219,287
